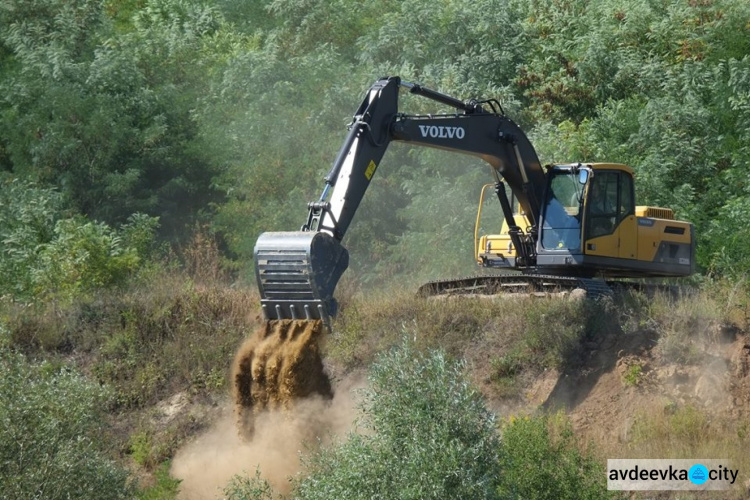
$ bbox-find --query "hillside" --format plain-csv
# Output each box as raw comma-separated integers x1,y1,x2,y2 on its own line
168,282,750,498
1,253,749,498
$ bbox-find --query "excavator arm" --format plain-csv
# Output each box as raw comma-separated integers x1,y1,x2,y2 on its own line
254,76,546,322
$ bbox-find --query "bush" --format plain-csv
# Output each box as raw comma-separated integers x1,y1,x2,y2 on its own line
292,339,503,499
137,462,181,500
0,345,133,499
0,178,64,300
499,413,611,500
34,216,149,300
224,469,274,500
0,177,159,303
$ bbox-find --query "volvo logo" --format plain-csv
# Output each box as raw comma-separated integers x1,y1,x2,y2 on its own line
418,125,465,139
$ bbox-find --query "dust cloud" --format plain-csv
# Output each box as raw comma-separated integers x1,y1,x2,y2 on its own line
171,388,360,499
171,320,361,499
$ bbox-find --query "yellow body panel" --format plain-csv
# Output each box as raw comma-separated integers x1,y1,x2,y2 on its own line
583,215,638,259
476,213,529,263
635,214,692,262
583,230,619,257
583,207,691,263
618,215,638,259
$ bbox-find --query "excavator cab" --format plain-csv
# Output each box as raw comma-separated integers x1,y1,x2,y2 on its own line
479,163,694,278
536,163,694,277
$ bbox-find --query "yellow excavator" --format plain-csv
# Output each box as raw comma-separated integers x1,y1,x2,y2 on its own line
253,76,694,322
234,77,694,433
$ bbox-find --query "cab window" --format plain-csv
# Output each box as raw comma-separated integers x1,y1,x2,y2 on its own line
587,171,634,238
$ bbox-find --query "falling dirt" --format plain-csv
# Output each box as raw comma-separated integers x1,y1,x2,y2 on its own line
171,320,359,499
232,319,333,440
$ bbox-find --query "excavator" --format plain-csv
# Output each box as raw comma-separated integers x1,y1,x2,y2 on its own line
233,77,694,433
253,76,694,323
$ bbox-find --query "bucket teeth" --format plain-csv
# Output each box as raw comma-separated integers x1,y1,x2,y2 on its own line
254,231,349,322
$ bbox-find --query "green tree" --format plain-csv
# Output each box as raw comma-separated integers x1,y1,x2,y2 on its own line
0,0,225,236
0,176,158,303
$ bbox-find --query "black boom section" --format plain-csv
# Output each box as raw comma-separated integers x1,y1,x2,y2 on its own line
308,76,545,241
390,113,545,227
307,77,400,240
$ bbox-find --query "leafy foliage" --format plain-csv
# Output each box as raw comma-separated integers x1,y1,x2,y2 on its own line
293,340,503,499
0,178,65,298
1,0,750,278
0,177,158,303
136,462,182,500
0,345,133,499
499,413,610,499
0,0,221,235
224,469,274,500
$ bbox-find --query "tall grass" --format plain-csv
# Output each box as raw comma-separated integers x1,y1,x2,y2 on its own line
330,288,619,397
0,231,261,492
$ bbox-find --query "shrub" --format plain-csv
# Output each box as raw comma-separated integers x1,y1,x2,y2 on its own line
224,469,274,500
0,178,63,300
622,363,643,387
0,176,159,303
137,462,181,500
498,413,611,500
292,339,503,499
0,346,133,499
34,217,142,299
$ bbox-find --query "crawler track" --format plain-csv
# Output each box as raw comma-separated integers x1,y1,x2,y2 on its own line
417,274,682,299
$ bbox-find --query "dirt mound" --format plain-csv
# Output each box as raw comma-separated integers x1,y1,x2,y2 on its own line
513,323,750,451
232,319,332,439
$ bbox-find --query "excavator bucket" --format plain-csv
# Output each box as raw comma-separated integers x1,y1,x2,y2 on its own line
254,231,349,322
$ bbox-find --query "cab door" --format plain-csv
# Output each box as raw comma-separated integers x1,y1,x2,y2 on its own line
584,170,636,259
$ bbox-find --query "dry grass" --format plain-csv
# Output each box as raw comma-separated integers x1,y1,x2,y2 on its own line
605,402,750,499
615,281,748,367
329,286,618,401
4,253,748,496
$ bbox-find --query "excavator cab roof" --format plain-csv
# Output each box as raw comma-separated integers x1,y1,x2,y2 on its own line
548,163,634,176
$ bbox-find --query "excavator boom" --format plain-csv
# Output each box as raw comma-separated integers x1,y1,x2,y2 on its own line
254,76,546,322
